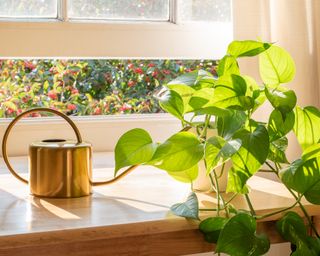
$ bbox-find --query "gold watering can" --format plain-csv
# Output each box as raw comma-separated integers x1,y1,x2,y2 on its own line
1,108,136,198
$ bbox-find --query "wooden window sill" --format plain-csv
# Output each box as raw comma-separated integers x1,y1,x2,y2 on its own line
0,153,319,255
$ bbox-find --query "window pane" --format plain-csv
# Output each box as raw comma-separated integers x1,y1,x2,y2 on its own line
177,0,231,22
0,59,217,117
0,0,57,18
68,0,169,21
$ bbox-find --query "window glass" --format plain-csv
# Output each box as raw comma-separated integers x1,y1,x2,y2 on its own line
0,0,58,18
68,0,170,21
0,59,217,117
177,0,231,22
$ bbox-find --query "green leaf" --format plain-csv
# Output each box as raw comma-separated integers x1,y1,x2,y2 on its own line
268,137,289,163
294,106,320,150
276,212,308,244
217,110,247,140
167,70,215,89
188,87,215,110
259,45,296,85
268,110,295,141
205,136,241,174
216,213,270,256
213,75,254,110
227,167,250,194
243,76,266,112
280,158,320,204
228,40,271,57
277,212,320,256
228,126,270,193
170,192,199,220
157,89,184,120
114,128,158,174
167,164,198,183
199,217,228,243
265,86,297,115
302,143,320,162
188,87,231,116
150,132,204,172
166,84,195,113
217,56,240,76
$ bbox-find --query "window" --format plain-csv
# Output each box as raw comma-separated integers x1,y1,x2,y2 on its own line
68,0,170,21
0,0,232,58
0,0,58,18
0,0,231,23
177,0,231,23
0,0,232,156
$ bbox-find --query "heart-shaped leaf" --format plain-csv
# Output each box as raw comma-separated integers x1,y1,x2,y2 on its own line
243,75,266,112
170,192,199,220
205,136,241,174
166,84,195,113
268,136,289,164
268,109,295,142
115,128,158,174
217,110,247,140
150,131,204,172
213,75,254,110
167,70,215,89
216,213,270,256
228,40,271,57
199,217,228,243
277,212,320,256
167,164,198,183
188,87,215,110
280,158,320,204
259,45,296,85
228,125,269,193
217,56,240,76
294,106,320,150
157,89,184,120
265,86,297,115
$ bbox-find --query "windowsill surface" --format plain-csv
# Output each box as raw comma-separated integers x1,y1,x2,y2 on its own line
0,152,190,236
0,153,320,255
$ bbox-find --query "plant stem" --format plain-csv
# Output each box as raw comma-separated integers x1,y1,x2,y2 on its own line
245,194,256,216
286,187,320,238
225,193,238,205
199,208,218,212
255,196,302,220
265,161,279,175
200,114,211,139
210,171,230,218
209,173,220,216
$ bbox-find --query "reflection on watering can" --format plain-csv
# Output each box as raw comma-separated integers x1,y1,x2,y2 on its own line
1,108,137,198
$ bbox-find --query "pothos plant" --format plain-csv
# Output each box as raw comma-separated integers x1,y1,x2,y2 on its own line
114,40,320,255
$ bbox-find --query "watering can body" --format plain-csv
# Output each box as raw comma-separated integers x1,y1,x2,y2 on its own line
2,108,137,198
29,140,92,197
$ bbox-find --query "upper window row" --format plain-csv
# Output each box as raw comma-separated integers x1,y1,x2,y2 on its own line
0,0,231,23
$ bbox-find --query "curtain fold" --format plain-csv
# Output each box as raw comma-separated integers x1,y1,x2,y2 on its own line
233,0,320,160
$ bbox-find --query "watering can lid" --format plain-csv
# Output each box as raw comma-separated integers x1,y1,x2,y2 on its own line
30,140,91,148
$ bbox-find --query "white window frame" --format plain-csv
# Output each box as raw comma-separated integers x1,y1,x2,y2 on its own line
0,0,233,156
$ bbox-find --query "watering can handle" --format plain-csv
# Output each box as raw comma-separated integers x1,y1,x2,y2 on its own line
1,108,83,184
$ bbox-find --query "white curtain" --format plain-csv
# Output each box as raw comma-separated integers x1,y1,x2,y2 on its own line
233,0,320,160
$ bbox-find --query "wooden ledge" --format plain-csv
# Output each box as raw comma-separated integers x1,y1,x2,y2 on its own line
0,154,319,255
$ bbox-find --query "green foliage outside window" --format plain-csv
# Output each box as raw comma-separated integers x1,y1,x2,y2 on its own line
0,59,216,118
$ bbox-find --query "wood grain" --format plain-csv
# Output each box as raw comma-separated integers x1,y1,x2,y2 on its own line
0,154,319,255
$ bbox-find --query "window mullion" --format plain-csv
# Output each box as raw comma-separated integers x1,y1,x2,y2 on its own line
57,0,68,21
169,0,178,24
